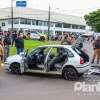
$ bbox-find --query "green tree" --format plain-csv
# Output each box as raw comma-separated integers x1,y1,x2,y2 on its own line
84,9,100,32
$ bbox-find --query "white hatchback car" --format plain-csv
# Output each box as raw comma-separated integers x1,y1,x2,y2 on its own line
29,31,40,40
5,45,90,80
30,33,40,40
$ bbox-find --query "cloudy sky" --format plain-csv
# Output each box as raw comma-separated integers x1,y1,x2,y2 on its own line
0,0,100,17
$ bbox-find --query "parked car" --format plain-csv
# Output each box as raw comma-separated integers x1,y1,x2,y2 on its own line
4,45,90,80
30,31,40,40
30,32,47,41
39,34,48,41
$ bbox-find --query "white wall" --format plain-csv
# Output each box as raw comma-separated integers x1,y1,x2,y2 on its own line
0,20,86,33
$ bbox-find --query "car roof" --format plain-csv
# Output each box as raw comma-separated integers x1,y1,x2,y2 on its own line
38,45,72,48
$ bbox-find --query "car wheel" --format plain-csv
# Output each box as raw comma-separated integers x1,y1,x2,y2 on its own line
10,63,21,75
62,67,78,81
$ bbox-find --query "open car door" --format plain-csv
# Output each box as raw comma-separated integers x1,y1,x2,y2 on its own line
26,47,51,70
45,47,68,72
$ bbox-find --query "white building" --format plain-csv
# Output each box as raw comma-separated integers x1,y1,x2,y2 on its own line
0,7,86,35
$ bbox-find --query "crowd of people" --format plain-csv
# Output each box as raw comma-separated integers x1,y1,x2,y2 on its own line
0,31,24,66
0,31,100,67
61,32,100,64
61,33,83,49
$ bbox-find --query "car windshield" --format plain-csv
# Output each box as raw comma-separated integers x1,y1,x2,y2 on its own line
28,47,48,56
28,48,40,56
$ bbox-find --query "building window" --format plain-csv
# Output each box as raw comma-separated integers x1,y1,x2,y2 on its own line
20,18,26,24
13,19,19,24
1,22,6,26
72,24,78,29
35,20,44,26
20,18,31,25
50,22,54,27
55,23,62,27
27,19,31,25
82,26,85,29
43,21,48,26
78,25,85,30
8,18,19,24
36,20,38,25
8,19,11,24
63,23,71,28
38,21,43,26
32,20,36,25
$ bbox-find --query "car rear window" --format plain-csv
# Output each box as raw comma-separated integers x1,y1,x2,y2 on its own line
72,47,89,62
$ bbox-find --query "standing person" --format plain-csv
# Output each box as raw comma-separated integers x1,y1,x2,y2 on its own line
91,36,100,64
15,34,24,54
73,35,83,49
71,35,76,45
11,31,17,47
61,33,72,45
0,38,4,66
3,33,11,61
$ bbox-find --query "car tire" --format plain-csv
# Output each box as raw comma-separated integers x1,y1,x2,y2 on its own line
62,67,78,81
10,63,21,75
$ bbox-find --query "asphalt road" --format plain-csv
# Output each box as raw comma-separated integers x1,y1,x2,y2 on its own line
0,41,100,100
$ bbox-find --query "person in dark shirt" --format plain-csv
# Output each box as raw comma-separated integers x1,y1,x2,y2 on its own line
11,32,17,47
15,34,24,54
3,33,11,61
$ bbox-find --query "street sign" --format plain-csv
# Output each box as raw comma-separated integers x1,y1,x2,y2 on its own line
16,1,27,7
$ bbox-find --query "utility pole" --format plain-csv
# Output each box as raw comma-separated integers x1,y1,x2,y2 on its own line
11,0,14,32
48,6,50,40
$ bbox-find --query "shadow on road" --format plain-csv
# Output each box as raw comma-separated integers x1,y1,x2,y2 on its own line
5,71,63,80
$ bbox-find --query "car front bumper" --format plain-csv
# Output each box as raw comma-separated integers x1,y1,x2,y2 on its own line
4,62,10,71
